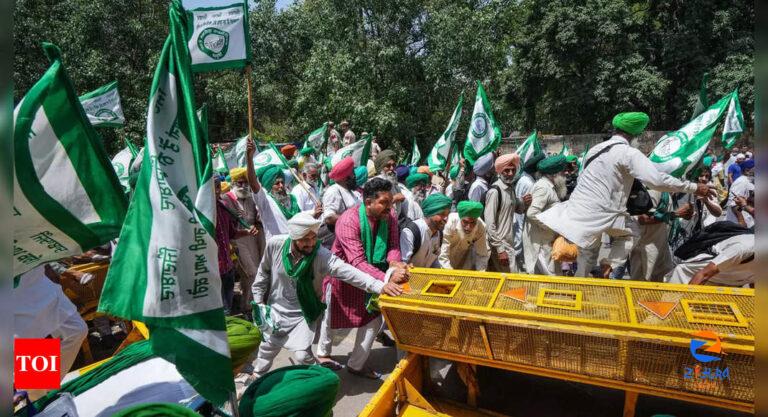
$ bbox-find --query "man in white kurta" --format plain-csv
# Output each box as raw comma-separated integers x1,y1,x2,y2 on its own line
725,160,754,228
523,155,567,275
291,162,321,211
14,264,88,400
666,234,754,287
251,212,403,377
537,112,711,277
439,201,489,270
400,194,453,268
628,190,687,281
513,157,539,273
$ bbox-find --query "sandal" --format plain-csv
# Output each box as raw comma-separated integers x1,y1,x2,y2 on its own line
317,357,344,371
347,366,382,380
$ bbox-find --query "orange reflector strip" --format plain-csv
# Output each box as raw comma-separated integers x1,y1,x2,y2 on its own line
501,287,527,302
639,300,677,319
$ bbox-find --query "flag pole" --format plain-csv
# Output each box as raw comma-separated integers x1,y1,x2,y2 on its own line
246,65,255,144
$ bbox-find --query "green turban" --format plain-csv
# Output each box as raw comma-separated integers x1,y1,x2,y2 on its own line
565,155,578,163
420,194,452,217
374,149,397,172
457,201,483,219
702,156,713,167
409,166,418,176
239,365,340,417
226,316,262,372
612,112,650,136
405,173,429,188
300,146,315,156
449,165,459,180
355,165,369,187
257,165,283,190
287,159,299,169
537,154,567,175
110,403,200,417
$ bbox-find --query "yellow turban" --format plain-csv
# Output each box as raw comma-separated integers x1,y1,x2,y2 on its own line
230,167,247,182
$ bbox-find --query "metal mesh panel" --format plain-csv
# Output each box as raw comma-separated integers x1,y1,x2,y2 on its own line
631,289,754,337
387,309,487,359
493,280,631,323
398,272,501,307
486,323,624,380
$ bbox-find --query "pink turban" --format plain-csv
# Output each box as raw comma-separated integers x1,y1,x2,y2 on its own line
329,157,355,181
494,153,521,174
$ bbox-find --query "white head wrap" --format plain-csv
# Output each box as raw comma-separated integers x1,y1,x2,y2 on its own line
736,153,745,160
473,153,495,176
287,211,321,239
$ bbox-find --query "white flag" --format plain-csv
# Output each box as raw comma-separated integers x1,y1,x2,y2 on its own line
79,80,126,127
186,2,251,72
330,133,372,167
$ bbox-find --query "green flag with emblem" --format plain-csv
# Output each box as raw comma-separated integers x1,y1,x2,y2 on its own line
650,90,744,178
559,139,571,156
212,146,229,174
463,81,501,165
98,1,234,405
79,80,126,127
427,92,463,172
186,2,251,72
409,138,421,166
303,122,328,152
330,133,372,167
112,141,136,193
253,143,289,171
13,43,128,277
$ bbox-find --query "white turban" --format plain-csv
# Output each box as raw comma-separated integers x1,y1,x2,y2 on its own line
473,153,495,176
287,211,321,239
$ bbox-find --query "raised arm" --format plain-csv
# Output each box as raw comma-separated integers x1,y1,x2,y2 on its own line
245,139,261,194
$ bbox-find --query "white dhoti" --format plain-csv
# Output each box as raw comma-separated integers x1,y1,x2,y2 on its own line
347,315,384,372
629,222,674,282
253,305,317,377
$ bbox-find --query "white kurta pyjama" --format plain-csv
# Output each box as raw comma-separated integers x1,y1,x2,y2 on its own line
666,234,754,287
523,176,561,275
438,213,489,270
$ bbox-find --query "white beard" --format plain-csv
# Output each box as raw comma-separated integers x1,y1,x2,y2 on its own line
553,174,568,200
232,185,251,200
274,191,291,206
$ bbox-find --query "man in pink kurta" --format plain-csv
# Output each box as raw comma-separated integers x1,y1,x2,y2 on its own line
324,177,407,378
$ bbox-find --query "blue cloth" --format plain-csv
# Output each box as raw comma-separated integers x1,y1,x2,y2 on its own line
728,163,742,182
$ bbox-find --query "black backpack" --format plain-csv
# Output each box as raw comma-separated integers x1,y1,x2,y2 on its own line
583,142,654,216
673,221,753,260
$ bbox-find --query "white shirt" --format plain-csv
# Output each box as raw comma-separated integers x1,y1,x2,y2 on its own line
400,218,441,268
468,177,489,202
725,175,754,228
538,136,697,248
252,187,312,241
400,187,424,221
14,265,80,339
668,234,754,287
291,182,319,211
321,183,359,222
513,171,535,258
439,213,489,270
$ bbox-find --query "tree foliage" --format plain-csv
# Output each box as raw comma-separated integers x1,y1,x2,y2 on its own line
14,0,753,157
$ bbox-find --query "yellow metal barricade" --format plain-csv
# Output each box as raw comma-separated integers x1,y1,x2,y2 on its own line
379,268,754,413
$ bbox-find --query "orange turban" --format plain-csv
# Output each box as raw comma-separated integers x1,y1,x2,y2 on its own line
417,165,432,177
281,144,297,158
494,153,521,174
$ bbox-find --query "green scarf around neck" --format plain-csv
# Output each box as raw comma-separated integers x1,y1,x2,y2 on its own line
281,238,325,323
358,203,389,272
270,192,300,220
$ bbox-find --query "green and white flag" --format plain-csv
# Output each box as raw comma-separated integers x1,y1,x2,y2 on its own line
463,81,501,165
197,104,209,142
212,146,229,174
98,1,233,405
112,139,139,193
560,139,571,156
409,138,421,166
450,143,460,167
690,73,709,121
253,143,289,171
222,135,248,167
330,133,372,167
303,122,328,152
650,90,744,178
79,80,125,127
515,130,543,166
578,144,590,174
427,92,463,172
13,43,127,277
186,2,251,72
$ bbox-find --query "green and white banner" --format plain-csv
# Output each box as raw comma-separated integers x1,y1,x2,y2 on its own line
409,138,421,166
13,43,127,277
560,140,571,156
253,143,289,171
515,130,543,166
650,90,744,178
186,2,251,72
303,122,328,152
463,81,501,165
213,146,229,174
79,80,125,127
450,143,460,167
112,139,139,193
223,135,248,167
330,133,372,167
427,92,463,172
98,1,233,405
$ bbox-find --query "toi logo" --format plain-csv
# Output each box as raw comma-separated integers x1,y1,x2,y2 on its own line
689,330,725,363
14,338,61,390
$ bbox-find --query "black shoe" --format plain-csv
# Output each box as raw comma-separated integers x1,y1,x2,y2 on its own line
375,332,396,347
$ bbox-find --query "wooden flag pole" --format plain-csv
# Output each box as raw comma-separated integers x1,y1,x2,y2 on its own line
246,65,255,144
